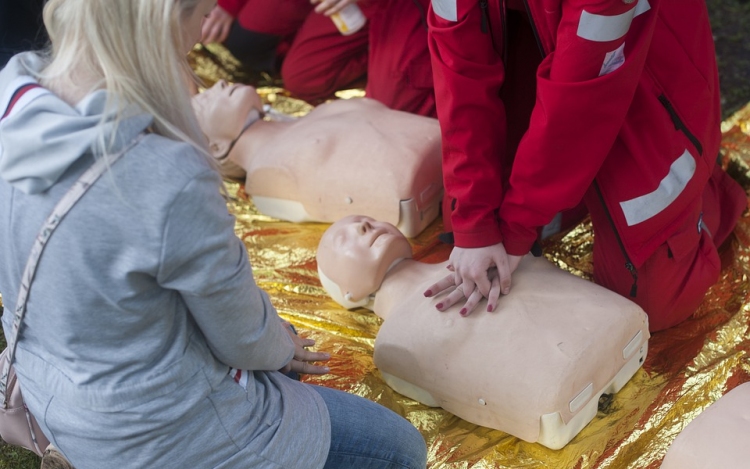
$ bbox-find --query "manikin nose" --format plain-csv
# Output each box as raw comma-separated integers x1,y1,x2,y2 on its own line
356,220,372,235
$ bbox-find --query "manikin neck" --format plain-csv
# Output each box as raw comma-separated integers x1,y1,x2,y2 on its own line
228,118,290,169
373,259,444,321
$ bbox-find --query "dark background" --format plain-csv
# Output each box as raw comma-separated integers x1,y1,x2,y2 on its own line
706,0,750,118
0,0,47,67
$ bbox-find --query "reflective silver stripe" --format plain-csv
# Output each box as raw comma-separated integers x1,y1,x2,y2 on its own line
620,149,696,226
432,0,457,21
577,0,650,42
634,0,651,17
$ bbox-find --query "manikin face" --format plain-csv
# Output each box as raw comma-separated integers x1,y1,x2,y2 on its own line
181,0,218,53
192,81,262,156
317,215,413,302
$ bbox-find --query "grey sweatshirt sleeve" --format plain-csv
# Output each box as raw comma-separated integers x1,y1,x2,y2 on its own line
156,168,294,371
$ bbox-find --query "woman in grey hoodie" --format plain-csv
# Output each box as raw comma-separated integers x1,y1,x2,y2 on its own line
0,0,427,468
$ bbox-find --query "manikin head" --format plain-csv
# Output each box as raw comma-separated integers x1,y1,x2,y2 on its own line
192,81,262,158
317,215,413,309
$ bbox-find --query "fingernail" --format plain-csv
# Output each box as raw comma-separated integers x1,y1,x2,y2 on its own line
323,367,330,373
436,303,443,310
459,308,467,316
424,289,432,297
503,288,510,295
323,353,331,359
487,304,494,312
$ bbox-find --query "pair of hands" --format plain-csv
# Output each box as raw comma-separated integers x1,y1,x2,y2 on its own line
200,0,360,45
279,321,331,376
277,244,517,374
424,242,522,316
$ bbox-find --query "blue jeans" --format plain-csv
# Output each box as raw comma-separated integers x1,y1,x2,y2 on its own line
311,385,427,469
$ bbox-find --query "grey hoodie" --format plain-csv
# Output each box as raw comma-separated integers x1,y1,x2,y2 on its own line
0,53,329,469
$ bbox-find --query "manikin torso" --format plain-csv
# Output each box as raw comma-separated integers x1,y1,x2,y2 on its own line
364,255,649,448
230,98,443,237
660,382,750,469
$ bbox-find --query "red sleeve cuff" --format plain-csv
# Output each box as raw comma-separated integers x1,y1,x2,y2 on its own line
499,221,537,256
500,236,535,256
451,224,504,249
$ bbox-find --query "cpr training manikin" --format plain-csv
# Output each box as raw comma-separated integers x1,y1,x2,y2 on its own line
316,215,650,449
192,82,443,237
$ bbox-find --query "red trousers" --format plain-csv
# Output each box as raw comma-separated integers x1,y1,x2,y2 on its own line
588,165,747,332
362,0,435,117
231,0,435,116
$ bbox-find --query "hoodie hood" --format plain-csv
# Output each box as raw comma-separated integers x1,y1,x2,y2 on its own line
0,52,153,194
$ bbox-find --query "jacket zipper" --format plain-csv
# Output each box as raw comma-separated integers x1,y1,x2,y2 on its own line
411,0,429,30
594,181,639,297
521,0,546,58
657,94,703,156
500,0,508,65
480,0,490,33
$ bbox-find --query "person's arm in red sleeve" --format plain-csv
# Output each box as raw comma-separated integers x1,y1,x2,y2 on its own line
428,0,507,249
427,0,520,314
499,0,658,255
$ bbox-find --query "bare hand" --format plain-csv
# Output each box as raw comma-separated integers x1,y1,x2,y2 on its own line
424,244,522,316
311,0,358,17
280,322,331,375
422,272,488,316
201,5,234,44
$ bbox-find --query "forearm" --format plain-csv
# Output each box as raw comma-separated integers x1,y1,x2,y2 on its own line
429,0,508,248
187,285,295,371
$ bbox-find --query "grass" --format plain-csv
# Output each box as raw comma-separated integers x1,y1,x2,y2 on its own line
0,301,41,468
0,443,40,469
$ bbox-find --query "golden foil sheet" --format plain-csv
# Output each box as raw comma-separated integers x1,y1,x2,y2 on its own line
217,100,750,469
189,48,750,467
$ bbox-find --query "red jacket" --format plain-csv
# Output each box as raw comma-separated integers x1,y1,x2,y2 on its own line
428,0,722,267
217,0,248,17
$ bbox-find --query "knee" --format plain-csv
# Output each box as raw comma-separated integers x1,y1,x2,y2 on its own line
280,58,334,101
642,235,722,332
223,24,280,72
400,423,428,469
413,438,428,469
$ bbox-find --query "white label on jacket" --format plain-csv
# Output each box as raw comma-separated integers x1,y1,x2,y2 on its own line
620,149,696,226
599,43,626,75
432,0,458,21
577,0,650,42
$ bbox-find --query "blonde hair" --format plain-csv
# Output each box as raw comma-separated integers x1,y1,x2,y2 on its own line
40,0,208,156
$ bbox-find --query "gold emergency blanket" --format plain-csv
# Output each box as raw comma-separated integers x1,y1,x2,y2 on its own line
203,46,750,468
